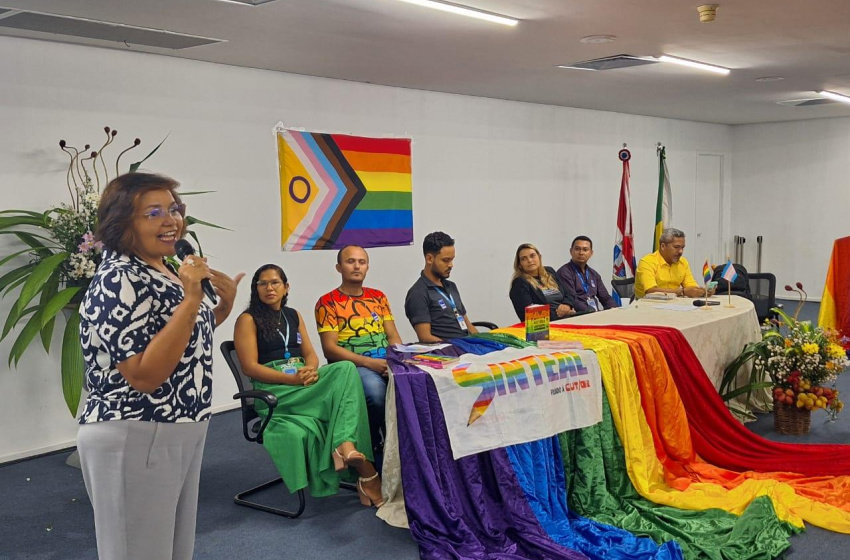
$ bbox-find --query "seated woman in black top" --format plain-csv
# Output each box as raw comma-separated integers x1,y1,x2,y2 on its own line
233,264,382,507
509,243,578,321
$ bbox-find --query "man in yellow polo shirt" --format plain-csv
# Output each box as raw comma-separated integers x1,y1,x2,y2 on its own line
635,228,713,298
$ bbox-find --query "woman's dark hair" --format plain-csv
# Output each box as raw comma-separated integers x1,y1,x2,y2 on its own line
95,172,185,255
247,264,289,341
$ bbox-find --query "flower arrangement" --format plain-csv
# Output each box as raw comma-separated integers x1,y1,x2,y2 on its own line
763,311,846,418
47,168,103,284
0,127,221,416
722,282,848,428
765,282,847,419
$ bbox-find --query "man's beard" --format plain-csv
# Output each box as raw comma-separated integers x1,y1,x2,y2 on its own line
430,263,448,279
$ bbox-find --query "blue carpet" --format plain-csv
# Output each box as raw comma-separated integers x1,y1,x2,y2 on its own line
1,302,846,559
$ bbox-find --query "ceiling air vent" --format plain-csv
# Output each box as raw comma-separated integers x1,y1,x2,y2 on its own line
0,9,224,50
775,98,836,107
559,54,658,71
216,0,279,4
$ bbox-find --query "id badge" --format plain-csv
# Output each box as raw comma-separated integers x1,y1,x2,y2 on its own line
456,314,468,331
269,357,305,375
587,297,599,311
438,299,447,310
296,332,302,344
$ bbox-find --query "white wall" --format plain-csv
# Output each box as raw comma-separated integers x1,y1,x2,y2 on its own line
0,36,733,462
732,118,850,300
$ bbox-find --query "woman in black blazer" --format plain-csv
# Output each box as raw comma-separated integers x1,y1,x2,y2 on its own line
509,243,578,321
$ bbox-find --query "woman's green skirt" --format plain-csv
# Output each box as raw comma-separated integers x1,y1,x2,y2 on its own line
253,361,372,497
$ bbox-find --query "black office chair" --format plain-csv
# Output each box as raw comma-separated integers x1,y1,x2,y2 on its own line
472,321,499,332
748,272,779,323
220,340,305,518
611,277,635,302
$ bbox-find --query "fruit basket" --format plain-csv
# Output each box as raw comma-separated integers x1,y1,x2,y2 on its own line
773,401,811,435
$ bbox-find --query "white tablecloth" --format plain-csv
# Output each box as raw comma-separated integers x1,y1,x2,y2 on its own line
556,295,762,388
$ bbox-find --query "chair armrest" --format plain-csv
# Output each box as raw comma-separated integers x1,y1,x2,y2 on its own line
472,321,499,331
233,389,278,443
234,389,278,408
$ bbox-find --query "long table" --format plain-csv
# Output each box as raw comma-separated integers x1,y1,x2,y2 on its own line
377,295,763,529
556,295,761,388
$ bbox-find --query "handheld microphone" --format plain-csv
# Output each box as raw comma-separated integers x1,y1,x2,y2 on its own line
693,299,719,307
174,239,218,305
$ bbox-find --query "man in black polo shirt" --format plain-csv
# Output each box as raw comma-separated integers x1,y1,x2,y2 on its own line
404,231,478,342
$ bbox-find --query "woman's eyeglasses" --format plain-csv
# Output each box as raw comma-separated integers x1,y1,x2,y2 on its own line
257,280,284,289
139,204,186,221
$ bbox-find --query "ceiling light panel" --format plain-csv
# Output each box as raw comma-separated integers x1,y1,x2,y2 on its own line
657,55,730,75
817,90,850,104
395,0,518,26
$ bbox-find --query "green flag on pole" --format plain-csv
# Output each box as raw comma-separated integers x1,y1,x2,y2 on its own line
653,145,673,251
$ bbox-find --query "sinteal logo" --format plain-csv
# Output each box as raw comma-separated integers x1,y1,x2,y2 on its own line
452,352,590,425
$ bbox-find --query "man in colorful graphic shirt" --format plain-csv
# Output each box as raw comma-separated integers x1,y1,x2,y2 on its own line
315,245,402,465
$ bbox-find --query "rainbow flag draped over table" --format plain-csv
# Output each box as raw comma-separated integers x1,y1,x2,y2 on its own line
389,324,850,560
276,126,413,251
819,236,850,349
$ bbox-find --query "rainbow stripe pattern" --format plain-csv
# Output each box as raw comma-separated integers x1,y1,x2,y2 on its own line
277,127,413,250
818,236,850,348
390,329,850,560
452,352,589,425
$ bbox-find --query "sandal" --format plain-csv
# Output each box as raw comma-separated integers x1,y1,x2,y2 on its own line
357,472,384,508
333,445,366,472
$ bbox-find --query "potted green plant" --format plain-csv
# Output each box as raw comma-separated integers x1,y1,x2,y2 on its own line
0,127,224,416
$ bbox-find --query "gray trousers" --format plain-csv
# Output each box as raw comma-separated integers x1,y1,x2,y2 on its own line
77,420,209,560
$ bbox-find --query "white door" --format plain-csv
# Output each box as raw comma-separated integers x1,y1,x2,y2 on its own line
693,154,723,273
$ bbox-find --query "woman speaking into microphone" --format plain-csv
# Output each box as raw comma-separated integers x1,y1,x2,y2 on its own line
76,172,243,560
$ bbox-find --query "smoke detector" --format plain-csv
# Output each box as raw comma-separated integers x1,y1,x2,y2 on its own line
697,4,719,23
580,35,616,44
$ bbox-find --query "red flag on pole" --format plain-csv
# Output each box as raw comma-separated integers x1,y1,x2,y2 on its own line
613,148,637,279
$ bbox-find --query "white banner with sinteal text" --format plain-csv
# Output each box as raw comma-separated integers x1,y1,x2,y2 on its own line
419,347,602,459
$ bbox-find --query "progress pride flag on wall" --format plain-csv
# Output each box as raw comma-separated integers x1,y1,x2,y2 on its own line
276,124,413,251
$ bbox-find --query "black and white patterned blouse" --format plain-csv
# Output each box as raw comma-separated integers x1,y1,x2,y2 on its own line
79,250,215,424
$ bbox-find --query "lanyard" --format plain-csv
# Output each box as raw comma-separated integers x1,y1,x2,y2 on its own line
571,263,593,295
433,286,458,313
277,310,292,359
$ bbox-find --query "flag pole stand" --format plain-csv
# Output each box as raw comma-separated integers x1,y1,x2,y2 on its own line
703,286,710,309
725,281,734,308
